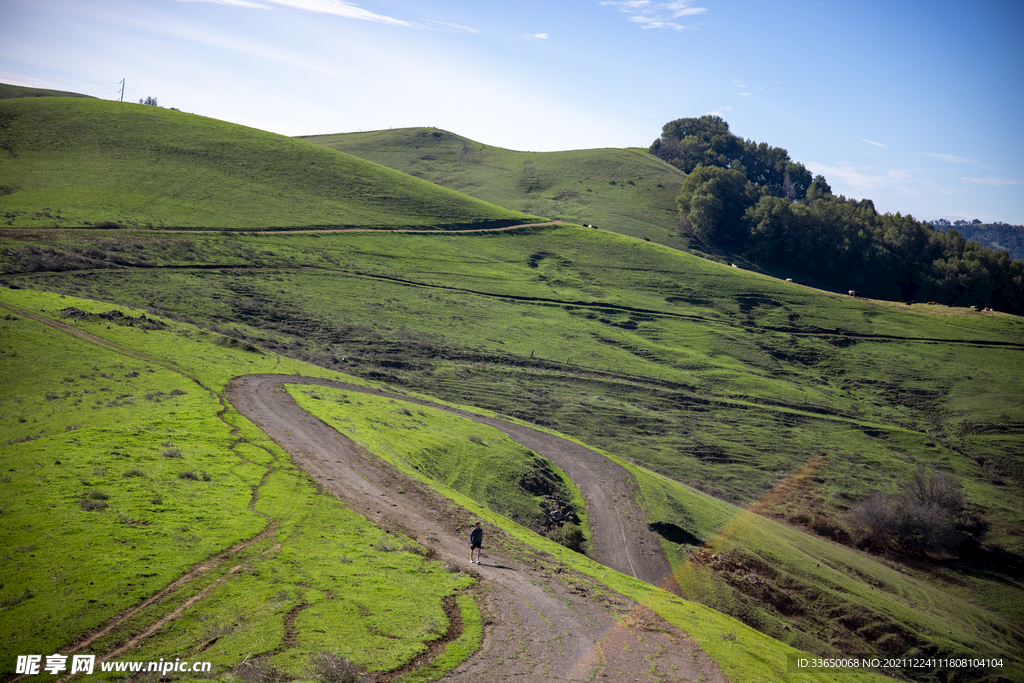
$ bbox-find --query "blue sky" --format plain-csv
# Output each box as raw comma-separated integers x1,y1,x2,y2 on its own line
2,0,1023,224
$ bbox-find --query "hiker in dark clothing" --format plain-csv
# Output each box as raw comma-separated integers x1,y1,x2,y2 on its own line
469,522,483,564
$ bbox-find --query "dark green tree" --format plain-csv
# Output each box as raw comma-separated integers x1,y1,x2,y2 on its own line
804,175,832,202
676,165,755,246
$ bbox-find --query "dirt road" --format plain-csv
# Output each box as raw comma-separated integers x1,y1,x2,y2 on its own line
226,374,726,682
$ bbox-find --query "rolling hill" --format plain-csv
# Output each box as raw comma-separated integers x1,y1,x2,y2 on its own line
2,89,1023,682
0,97,541,230
302,127,689,248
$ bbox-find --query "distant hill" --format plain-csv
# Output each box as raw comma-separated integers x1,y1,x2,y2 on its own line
932,222,1024,261
301,127,687,247
0,83,94,100
0,97,541,230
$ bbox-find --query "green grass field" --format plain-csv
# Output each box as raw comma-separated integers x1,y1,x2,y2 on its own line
0,289,478,681
0,98,541,230
2,91,1022,681
6,225,1022,681
1,288,905,683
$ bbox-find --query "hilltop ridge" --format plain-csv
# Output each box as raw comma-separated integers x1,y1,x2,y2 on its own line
0,96,541,230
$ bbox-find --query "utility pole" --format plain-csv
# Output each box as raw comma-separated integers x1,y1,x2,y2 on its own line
119,78,125,102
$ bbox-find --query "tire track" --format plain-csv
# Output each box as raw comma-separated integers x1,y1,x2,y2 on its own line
0,303,280,680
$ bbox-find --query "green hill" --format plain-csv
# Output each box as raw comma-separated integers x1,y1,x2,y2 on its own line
4,224,1022,681
0,97,541,230
2,103,1023,681
0,83,94,100
302,127,688,247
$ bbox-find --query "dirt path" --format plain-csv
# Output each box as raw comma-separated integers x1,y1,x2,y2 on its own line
226,374,724,682
2,296,723,682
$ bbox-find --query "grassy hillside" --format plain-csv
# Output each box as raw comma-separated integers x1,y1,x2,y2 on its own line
0,288,900,683
4,225,1022,681
2,102,1022,680
302,127,689,248
0,83,94,100
0,290,478,680
0,98,541,230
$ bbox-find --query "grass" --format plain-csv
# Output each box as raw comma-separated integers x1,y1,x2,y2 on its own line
0,289,476,681
0,83,95,100
288,387,900,683
303,127,689,248
288,386,584,536
1,98,1022,680
0,98,542,230
628,463,1023,673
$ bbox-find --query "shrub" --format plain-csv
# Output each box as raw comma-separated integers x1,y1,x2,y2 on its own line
849,468,970,556
122,469,145,478
80,498,108,511
163,448,182,458
178,470,199,481
304,653,365,683
233,658,289,683
546,523,587,554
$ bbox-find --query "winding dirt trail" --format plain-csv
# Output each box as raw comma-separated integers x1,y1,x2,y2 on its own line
2,291,724,681
227,374,726,682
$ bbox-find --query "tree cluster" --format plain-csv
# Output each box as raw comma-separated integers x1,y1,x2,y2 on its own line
660,117,1024,314
930,220,1024,261
650,115,812,200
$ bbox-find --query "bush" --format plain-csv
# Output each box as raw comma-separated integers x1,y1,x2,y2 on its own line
304,653,365,683
546,523,587,554
849,468,972,556
233,658,288,683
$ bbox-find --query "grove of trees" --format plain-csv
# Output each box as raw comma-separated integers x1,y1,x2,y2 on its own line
654,116,1024,314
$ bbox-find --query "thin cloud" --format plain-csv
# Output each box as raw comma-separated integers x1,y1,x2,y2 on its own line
600,0,706,30
601,0,651,8
861,139,886,148
424,19,480,33
523,33,549,39
179,0,410,25
807,162,913,194
924,153,991,170
176,0,270,7
962,177,1021,186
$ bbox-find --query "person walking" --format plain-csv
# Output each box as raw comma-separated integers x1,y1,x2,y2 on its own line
469,522,483,564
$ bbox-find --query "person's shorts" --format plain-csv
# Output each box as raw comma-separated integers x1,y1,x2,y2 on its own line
470,543,481,549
